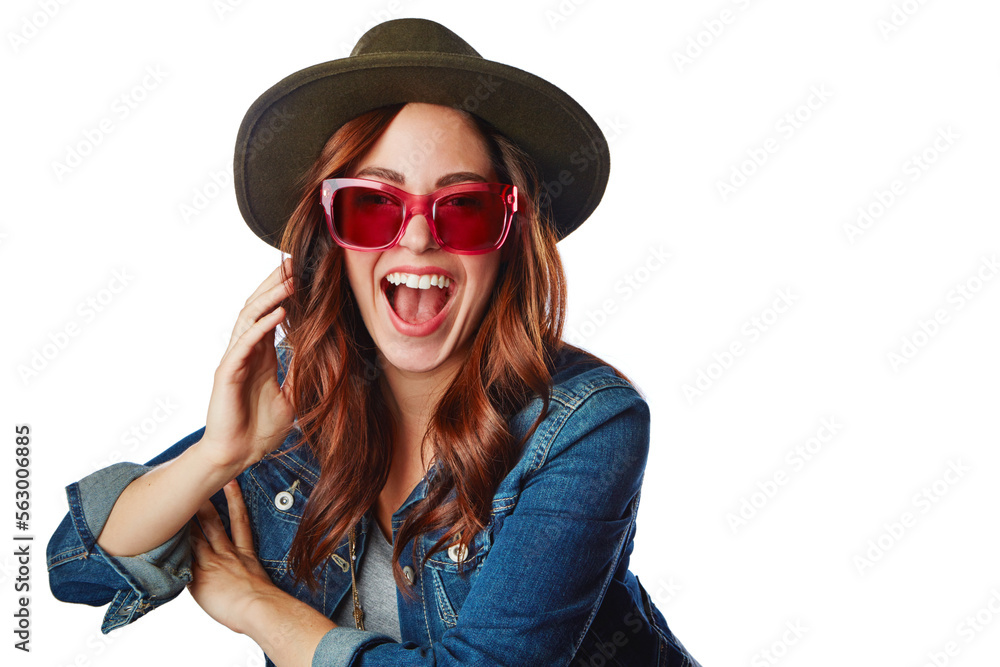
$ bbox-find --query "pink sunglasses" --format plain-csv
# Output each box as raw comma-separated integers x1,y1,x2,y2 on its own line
320,178,517,255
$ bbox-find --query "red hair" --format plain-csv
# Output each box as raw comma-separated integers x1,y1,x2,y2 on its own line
276,103,607,600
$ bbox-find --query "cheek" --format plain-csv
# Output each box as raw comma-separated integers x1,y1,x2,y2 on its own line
464,257,501,313
343,252,379,302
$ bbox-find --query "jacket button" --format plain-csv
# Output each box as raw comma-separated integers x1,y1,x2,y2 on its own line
448,541,468,563
274,491,294,511
403,566,415,583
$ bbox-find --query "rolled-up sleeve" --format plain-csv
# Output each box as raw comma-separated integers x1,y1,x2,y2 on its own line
311,383,650,666
47,342,293,634
46,426,210,634
311,628,403,665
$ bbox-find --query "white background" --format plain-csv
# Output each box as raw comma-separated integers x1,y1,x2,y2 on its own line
4,1,1000,666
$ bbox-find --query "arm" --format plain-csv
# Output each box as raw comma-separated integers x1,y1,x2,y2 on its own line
96,435,243,557
321,383,651,666
187,480,340,666
45,426,234,633
197,382,649,666
47,258,296,632
98,262,296,557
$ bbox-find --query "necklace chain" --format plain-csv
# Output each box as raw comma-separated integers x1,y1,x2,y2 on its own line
348,525,365,630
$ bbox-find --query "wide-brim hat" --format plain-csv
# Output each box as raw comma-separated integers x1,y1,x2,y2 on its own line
233,18,610,249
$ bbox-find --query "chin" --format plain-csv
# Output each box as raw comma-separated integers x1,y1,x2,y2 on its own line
378,340,458,375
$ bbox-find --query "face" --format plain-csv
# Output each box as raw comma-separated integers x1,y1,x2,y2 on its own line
341,103,503,376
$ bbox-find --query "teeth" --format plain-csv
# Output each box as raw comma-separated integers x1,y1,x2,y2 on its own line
385,272,452,290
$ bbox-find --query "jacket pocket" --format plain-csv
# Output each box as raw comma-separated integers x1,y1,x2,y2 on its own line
573,576,662,666
243,461,312,588
635,575,701,667
420,520,493,629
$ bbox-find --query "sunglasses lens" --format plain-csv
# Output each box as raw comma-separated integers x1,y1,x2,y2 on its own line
333,187,402,248
435,191,507,252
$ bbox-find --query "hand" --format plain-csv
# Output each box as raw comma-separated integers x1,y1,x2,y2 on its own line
188,479,336,664
188,479,285,636
201,258,297,471
95,260,297,560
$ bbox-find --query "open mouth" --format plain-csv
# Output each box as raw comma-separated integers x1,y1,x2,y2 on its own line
382,272,456,326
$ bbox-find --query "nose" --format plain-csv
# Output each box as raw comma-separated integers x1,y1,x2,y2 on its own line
397,210,440,254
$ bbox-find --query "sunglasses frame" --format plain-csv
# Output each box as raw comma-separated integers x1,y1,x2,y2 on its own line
320,177,518,255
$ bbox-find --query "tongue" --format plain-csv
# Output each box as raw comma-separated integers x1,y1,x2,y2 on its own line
393,285,448,324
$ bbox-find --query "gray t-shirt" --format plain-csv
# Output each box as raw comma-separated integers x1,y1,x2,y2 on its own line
331,524,403,642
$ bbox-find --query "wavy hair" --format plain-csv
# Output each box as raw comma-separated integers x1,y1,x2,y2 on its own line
276,102,585,600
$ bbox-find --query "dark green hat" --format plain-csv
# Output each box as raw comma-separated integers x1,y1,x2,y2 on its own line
233,18,610,249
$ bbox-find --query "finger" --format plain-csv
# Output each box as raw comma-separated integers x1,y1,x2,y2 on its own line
226,279,293,355
223,258,293,351
189,531,212,562
222,479,254,551
194,498,231,550
217,306,287,380
230,277,291,345
242,258,294,308
241,271,295,322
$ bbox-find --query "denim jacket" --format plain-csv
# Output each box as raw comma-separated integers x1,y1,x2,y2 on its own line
47,342,701,667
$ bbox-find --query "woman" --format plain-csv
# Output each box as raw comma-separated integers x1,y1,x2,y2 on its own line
46,18,701,667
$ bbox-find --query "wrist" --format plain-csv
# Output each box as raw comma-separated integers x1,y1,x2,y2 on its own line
189,437,253,482
242,588,335,662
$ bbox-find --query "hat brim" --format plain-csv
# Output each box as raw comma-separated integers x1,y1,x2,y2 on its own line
233,51,609,249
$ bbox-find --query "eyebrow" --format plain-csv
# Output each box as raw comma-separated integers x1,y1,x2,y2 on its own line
353,166,488,188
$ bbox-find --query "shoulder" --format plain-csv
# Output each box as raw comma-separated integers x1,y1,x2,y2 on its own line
488,346,651,518
515,345,647,424
548,345,645,411
508,345,650,472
